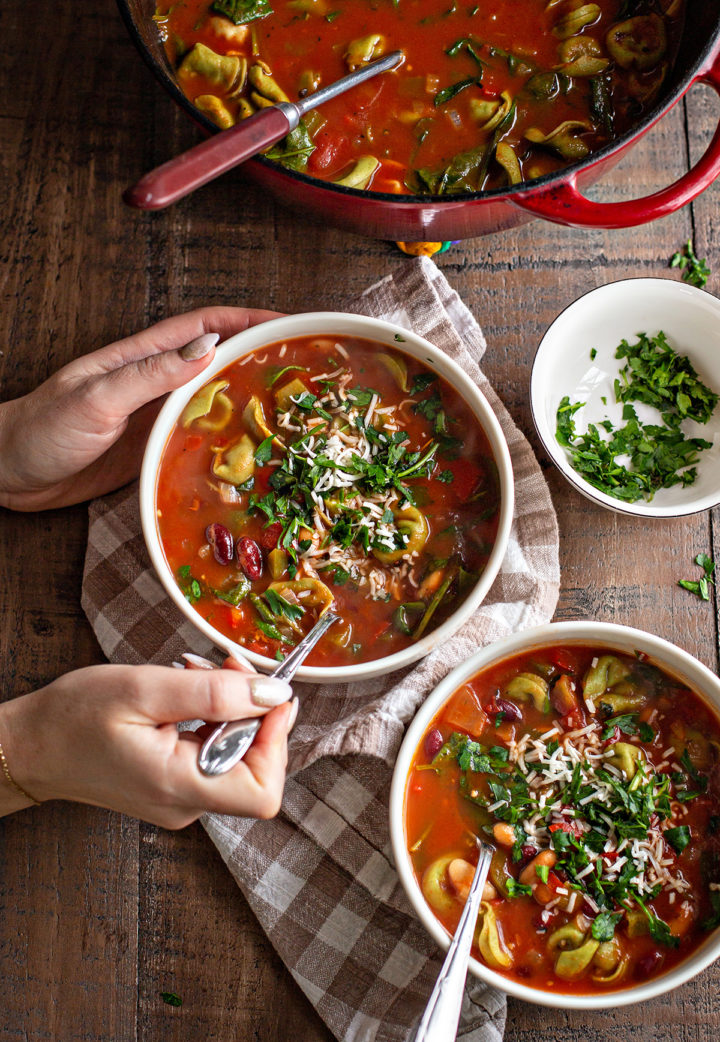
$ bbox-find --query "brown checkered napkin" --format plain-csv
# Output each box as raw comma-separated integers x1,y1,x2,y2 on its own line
82,257,560,1042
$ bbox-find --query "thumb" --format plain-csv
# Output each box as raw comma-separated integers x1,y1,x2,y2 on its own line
84,332,219,425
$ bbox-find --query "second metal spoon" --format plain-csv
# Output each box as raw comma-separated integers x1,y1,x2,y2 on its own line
197,611,339,776
412,841,494,1042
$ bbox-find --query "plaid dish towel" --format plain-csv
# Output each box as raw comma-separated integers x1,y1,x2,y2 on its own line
82,257,560,1042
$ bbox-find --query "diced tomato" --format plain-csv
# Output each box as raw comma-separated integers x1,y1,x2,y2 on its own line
545,870,565,894
549,820,583,839
445,685,488,739
222,604,242,630
258,522,282,550
307,132,353,174
184,434,203,451
549,649,577,672
563,709,584,730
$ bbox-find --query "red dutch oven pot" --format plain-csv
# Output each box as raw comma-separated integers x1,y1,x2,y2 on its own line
118,0,720,241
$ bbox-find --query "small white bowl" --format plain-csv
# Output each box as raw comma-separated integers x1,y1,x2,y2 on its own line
140,312,514,683
389,620,720,1008
531,278,720,517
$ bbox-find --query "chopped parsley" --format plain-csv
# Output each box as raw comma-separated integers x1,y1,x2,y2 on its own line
670,239,711,289
178,565,202,604
678,552,715,601
505,878,532,898
160,992,183,1007
601,713,654,742
556,331,717,503
590,911,623,942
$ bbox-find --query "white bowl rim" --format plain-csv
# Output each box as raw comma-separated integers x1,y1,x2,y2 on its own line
389,619,720,1009
140,311,515,683
530,277,720,519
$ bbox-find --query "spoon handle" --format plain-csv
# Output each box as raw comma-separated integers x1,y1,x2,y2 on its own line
197,611,339,776
412,842,493,1042
124,104,297,210
124,51,403,211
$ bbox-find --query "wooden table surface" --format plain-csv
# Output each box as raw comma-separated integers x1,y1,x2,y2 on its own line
2,2,719,1039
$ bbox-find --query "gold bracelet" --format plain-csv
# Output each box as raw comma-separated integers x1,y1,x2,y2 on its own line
0,735,39,805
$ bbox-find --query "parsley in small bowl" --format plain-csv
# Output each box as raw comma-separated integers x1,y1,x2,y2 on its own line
531,279,720,518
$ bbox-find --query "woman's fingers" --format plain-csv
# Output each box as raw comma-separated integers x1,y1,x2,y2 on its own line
168,701,291,818
129,665,292,725
80,306,281,374
73,307,283,431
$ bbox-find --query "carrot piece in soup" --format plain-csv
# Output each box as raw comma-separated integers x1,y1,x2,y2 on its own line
444,685,488,737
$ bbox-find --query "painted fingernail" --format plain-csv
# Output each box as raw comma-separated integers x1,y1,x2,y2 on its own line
222,652,255,674
182,652,218,670
179,332,220,362
286,697,299,733
249,675,293,708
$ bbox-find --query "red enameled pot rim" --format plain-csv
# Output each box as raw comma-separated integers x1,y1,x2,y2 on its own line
116,0,720,209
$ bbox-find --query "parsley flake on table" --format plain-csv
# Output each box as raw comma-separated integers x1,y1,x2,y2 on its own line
160,991,183,1007
678,552,715,601
669,239,711,289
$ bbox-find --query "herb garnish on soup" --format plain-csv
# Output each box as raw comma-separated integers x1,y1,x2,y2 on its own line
156,335,500,666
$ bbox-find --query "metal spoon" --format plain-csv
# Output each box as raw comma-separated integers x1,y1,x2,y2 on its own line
412,841,493,1042
124,51,404,211
197,611,339,776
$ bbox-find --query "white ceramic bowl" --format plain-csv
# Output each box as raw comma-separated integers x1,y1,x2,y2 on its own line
389,620,720,1008
140,312,514,683
531,279,720,517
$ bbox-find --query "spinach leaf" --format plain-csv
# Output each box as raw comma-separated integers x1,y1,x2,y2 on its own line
265,119,315,171
212,0,272,23
664,826,691,854
434,77,479,107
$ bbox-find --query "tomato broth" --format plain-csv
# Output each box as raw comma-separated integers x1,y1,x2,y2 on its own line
154,0,684,194
406,645,720,993
156,335,500,667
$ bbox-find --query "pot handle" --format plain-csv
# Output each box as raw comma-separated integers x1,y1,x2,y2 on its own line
512,57,720,229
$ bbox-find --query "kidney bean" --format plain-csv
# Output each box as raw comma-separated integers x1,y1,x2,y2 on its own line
205,523,234,566
494,697,522,722
236,536,263,580
424,728,444,760
521,844,538,863
635,951,663,978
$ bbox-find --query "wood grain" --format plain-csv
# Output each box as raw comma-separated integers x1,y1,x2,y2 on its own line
1,0,719,1039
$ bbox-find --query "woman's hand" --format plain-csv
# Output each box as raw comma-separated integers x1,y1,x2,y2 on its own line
0,307,279,511
0,658,295,828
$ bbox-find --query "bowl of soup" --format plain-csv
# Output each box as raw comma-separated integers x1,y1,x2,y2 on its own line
389,621,720,1007
118,0,720,239
140,313,514,681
